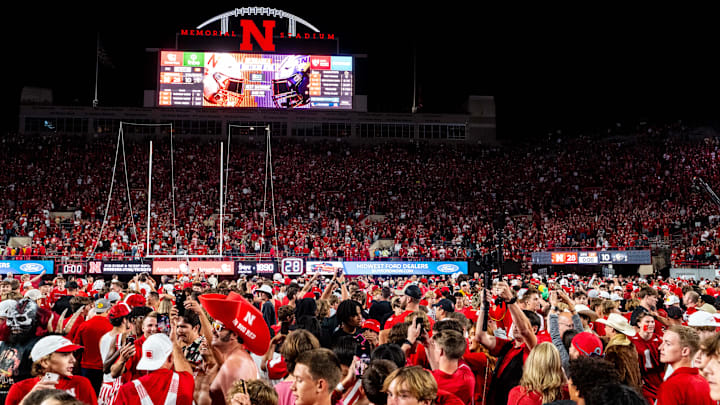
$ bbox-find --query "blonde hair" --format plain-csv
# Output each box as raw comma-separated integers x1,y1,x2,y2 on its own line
382,366,437,402
316,299,330,318
227,379,278,405
600,300,618,316
158,298,173,314
31,354,51,376
519,342,565,403
625,298,640,312
281,329,320,373
404,311,430,331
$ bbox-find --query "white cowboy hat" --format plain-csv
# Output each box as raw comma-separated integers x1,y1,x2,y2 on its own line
596,313,637,336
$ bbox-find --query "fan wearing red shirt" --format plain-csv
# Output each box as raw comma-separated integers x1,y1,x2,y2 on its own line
385,285,434,331
49,276,68,305
74,299,113,393
475,282,538,405
425,329,475,405
5,335,97,405
115,333,194,405
630,311,664,404
656,325,713,405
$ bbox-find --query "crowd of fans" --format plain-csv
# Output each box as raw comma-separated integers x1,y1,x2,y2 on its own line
5,269,720,405
0,123,719,268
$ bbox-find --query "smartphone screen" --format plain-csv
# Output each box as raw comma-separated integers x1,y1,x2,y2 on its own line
355,355,370,377
157,314,170,335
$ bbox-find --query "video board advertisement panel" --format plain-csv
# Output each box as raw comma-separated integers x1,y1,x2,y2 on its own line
305,261,468,276
532,250,651,265
158,51,353,109
0,260,54,275
152,260,235,276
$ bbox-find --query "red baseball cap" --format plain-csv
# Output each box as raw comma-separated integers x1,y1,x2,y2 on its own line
362,319,380,333
108,302,131,320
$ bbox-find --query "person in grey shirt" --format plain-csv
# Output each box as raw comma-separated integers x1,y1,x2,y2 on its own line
548,289,585,368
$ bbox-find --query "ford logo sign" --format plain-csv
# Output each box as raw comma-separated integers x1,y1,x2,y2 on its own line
437,264,459,273
19,263,45,273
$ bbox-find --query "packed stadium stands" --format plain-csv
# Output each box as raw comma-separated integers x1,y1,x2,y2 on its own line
1,122,719,268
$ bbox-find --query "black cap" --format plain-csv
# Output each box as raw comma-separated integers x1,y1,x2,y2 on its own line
433,298,454,313
404,285,422,300
666,306,683,320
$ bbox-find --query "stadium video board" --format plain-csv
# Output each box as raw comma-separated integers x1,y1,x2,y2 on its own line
158,51,353,109
531,250,651,265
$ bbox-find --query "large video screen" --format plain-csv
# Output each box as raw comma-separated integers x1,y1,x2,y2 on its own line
158,51,353,109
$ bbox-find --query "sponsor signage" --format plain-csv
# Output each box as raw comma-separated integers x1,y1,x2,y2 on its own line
341,261,468,276
304,261,468,276
306,261,343,275
96,261,152,275
235,262,277,275
0,260,54,275
152,260,234,276
280,258,304,276
532,250,651,265
59,261,87,275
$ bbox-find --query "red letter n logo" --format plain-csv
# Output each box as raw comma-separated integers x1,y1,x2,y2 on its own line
240,20,275,52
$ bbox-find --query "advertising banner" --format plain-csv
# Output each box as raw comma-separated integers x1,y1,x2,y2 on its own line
0,260,54,275
235,262,277,276
98,261,152,275
306,261,343,275
152,260,234,276
532,250,651,265
340,261,468,276
305,261,468,276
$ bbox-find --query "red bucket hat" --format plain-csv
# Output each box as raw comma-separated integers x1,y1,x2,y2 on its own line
199,292,271,356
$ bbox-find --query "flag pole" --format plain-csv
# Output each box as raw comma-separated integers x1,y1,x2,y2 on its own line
93,33,99,108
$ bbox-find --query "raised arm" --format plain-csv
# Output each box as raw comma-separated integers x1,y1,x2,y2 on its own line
185,299,223,367
170,308,193,374
320,275,337,300
29,270,45,284
499,282,537,350
547,292,570,368
473,287,497,352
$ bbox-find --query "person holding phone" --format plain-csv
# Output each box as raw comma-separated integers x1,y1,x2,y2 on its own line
5,335,97,405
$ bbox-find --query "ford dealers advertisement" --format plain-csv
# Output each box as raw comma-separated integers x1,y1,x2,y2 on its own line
306,261,467,276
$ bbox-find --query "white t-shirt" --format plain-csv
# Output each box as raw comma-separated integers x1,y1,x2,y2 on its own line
99,332,117,383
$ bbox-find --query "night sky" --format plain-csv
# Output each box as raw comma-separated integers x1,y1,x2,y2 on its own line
6,4,720,138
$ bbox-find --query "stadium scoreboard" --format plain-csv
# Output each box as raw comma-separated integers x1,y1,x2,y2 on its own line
158,51,353,109
532,250,651,265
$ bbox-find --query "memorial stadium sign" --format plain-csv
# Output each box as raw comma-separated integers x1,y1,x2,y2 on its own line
182,7,334,52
